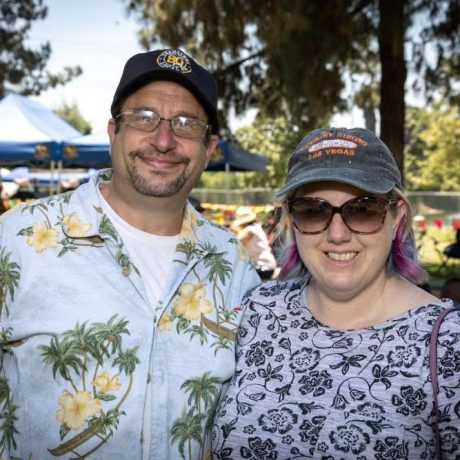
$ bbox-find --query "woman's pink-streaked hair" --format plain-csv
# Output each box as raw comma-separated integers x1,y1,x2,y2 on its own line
276,189,427,285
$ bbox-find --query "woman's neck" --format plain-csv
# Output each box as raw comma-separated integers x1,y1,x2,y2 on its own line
306,273,412,329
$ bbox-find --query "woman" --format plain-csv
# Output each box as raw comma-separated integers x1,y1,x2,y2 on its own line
212,128,459,459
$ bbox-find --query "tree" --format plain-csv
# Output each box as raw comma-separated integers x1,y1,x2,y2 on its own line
122,0,460,181
55,101,92,134
405,104,460,191
0,0,82,98
199,116,302,190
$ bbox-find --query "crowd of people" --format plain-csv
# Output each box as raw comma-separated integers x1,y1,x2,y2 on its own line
0,48,459,459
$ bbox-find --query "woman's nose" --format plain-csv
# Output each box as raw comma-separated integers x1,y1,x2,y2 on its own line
326,212,352,243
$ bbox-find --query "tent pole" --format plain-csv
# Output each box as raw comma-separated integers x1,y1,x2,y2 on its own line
56,160,63,194
49,160,55,195
225,162,230,204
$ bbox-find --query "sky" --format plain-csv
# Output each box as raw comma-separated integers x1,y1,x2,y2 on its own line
29,0,363,136
29,0,145,135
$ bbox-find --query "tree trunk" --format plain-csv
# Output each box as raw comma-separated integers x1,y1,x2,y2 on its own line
378,0,406,184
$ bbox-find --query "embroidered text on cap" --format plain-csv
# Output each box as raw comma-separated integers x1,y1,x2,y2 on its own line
156,49,192,74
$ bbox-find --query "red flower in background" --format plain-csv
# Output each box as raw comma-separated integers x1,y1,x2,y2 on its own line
433,218,444,229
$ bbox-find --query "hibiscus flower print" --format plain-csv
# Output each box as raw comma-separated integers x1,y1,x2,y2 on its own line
62,214,92,237
439,347,460,378
56,390,101,431
92,371,122,393
179,209,197,241
173,282,213,320
258,407,298,434
26,222,59,253
158,311,173,332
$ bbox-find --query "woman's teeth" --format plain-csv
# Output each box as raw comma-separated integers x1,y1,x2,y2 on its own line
327,252,357,261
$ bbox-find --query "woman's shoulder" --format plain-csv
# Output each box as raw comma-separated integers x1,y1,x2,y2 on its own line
244,277,306,300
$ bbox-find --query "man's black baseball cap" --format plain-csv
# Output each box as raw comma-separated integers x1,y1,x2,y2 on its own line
111,48,219,134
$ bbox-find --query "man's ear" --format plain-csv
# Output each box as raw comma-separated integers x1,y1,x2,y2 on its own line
205,135,219,164
107,119,116,143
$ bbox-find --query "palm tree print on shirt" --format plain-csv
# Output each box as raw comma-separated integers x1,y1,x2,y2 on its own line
38,315,140,458
171,372,220,460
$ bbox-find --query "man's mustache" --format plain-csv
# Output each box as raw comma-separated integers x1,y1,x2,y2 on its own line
129,149,189,163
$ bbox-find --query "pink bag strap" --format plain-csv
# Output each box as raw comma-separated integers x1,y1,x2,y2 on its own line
429,307,456,460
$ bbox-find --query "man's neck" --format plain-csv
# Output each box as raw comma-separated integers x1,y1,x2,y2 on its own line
99,182,185,236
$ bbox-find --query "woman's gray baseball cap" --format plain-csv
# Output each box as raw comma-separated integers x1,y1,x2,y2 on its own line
111,48,219,134
276,127,402,197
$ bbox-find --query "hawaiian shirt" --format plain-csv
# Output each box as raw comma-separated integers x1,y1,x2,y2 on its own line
212,278,460,459
0,169,260,459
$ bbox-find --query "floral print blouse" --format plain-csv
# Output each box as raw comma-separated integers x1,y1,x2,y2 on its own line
0,169,260,459
212,278,460,459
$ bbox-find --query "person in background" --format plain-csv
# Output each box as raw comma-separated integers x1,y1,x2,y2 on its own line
0,183,6,214
440,277,460,307
212,127,459,458
0,48,259,459
233,206,278,280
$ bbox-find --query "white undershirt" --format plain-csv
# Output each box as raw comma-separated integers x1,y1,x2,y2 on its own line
98,184,178,458
97,184,178,307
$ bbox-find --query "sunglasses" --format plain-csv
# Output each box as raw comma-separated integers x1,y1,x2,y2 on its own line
287,196,398,235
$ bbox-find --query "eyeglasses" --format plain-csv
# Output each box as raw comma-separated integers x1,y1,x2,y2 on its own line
287,196,398,235
116,108,210,139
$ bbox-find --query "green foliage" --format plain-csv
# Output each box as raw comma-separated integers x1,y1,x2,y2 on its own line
123,0,459,148
405,105,460,191
55,101,92,134
0,0,82,97
200,116,303,190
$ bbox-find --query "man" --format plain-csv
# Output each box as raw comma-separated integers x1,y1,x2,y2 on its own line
0,48,259,459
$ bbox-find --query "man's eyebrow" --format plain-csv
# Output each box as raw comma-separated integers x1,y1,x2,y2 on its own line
125,106,204,119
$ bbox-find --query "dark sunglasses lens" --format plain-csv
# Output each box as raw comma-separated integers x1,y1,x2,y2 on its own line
342,198,388,233
290,198,331,233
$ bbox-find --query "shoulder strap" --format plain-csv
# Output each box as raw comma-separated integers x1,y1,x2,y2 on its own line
429,307,456,460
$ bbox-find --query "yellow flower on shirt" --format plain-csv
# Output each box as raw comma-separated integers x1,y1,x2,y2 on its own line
62,214,92,237
92,371,122,393
26,223,59,253
158,312,172,332
56,390,101,431
180,210,197,241
173,282,213,321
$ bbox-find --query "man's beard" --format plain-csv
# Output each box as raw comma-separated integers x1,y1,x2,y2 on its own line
126,149,189,198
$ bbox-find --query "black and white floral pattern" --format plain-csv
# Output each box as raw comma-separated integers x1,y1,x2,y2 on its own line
212,278,460,459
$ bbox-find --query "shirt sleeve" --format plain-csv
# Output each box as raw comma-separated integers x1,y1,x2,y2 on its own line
436,308,460,459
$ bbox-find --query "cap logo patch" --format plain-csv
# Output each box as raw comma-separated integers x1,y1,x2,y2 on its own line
157,49,192,74
308,139,356,152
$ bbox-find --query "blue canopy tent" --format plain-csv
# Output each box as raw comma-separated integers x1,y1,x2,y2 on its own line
61,132,111,168
0,94,81,166
207,140,266,172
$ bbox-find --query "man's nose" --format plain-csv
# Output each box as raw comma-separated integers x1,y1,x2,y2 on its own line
148,119,176,152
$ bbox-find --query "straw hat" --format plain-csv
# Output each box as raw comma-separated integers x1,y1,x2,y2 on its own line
233,207,258,227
